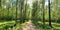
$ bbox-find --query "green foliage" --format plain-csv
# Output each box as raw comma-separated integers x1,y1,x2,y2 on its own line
0,21,15,29
0,0,60,30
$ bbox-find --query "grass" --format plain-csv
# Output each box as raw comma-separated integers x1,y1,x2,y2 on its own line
0,20,29,30
18,20,60,30
31,20,60,30
0,20,15,30
0,20,60,30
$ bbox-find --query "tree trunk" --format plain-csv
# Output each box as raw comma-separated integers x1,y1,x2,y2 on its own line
0,0,1,6
7,4,10,20
48,0,52,28
23,0,27,20
42,0,45,28
16,0,18,20
20,0,24,23
0,0,1,20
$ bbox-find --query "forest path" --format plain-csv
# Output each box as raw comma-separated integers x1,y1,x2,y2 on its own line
23,20,37,30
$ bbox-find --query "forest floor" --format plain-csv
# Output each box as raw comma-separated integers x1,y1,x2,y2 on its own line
0,20,60,30
22,20,60,30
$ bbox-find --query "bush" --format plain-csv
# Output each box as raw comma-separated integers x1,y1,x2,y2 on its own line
0,16,13,20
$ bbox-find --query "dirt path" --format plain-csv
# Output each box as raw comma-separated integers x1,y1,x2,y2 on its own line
23,20,37,30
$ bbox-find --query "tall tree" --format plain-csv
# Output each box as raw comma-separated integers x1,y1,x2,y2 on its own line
23,0,29,20
23,0,27,20
6,0,10,20
16,0,18,20
11,2,14,20
32,0,38,20
48,0,52,28
0,0,1,20
42,0,45,28
19,0,24,23
0,0,1,6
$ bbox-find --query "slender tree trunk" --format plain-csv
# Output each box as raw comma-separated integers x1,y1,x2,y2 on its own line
48,0,52,28
23,0,27,20
22,0,25,23
12,3,13,20
7,5,9,20
20,0,24,23
20,0,22,20
24,0,27,20
15,0,18,23
16,0,18,20
0,0,1,6
42,0,45,28
19,0,22,23
0,0,1,20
